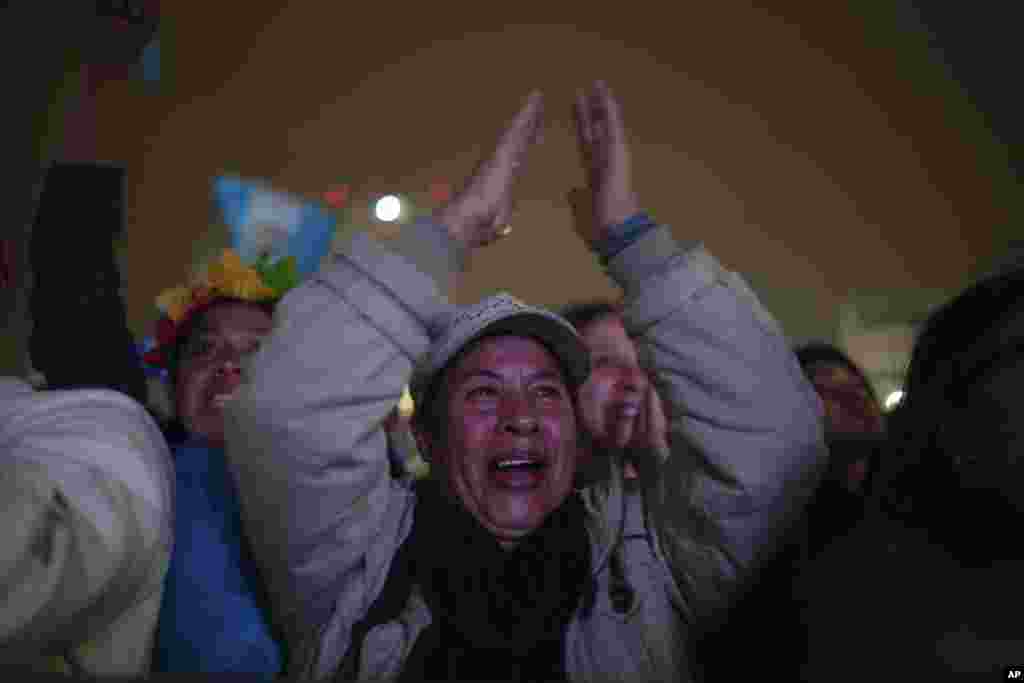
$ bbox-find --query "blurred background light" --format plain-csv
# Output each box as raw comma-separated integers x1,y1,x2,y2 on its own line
398,385,414,418
374,195,402,222
884,389,904,411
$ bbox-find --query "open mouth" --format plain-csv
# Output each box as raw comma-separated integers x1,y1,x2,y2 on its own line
613,401,642,419
490,453,548,488
209,391,237,410
494,457,545,471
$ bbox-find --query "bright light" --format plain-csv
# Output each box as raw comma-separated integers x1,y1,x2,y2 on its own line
374,195,402,222
884,390,904,411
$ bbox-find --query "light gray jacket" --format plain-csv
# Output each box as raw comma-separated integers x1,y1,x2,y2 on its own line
224,220,826,681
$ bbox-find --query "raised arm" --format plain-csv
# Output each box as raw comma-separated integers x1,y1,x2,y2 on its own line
222,92,544,669
615,226,825,600
572,82,827,616
222,223,447,659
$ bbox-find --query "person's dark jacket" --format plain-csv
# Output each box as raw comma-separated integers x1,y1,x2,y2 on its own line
30,162,147,405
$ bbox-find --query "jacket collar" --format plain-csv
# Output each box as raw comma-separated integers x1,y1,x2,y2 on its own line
580,462,628,578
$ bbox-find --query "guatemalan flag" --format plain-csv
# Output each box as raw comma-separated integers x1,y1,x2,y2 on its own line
212,176,337,280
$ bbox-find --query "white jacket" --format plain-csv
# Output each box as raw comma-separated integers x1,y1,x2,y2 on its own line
0,378,174,675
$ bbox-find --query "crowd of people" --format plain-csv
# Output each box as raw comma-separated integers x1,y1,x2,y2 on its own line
3,7,1022,681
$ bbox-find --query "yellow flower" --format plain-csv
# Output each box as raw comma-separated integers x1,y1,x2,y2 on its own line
206,249,275,301
154,249,276,330
156,286,196,322
224,274,276,300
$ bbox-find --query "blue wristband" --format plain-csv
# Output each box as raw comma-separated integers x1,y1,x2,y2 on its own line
595,212,657,263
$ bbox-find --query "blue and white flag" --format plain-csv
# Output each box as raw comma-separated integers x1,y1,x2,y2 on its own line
213,176,337,279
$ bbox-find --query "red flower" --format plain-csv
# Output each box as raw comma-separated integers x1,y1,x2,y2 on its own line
155,316,178,346
142,348,167,368
430,180,453,204
150,288,244,369
323,184,350,208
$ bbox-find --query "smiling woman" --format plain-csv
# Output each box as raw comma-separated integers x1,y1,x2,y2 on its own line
133,166,341,672
560,300,652,481
172,299,274,445
149,293,285,677
141,246,295,676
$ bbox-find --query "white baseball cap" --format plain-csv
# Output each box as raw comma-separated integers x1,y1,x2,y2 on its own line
409,293,590,412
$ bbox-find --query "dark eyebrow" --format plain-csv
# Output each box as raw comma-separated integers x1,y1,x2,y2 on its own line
529,370,567,384
460,370,504,383
459,369,566,384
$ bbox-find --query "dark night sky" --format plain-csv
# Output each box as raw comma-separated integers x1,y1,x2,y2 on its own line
77,2,1019,344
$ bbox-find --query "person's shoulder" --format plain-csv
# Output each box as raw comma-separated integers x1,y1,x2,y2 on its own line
815,514,942,567
20,388,164,448
2,381,148,414
797,514,954,611
0,376,39,415
3,384,173,496
0,376,35,397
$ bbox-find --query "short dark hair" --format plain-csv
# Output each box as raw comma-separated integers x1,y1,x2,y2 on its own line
409,347,463,444
902,269,1024,410
794,342,880,407
871,264,1024,530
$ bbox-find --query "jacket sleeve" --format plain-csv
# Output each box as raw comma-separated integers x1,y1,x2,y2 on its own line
0,385,174,671
608,226,827,615
222,221,460,658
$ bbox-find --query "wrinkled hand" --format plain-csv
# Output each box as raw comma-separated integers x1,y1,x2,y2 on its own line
434,91,544,249
580,381,669,480
571,81,640,244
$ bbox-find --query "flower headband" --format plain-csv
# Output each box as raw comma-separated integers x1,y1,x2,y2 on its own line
142,248,299,369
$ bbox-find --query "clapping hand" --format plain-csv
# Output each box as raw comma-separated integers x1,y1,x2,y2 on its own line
434,91,545,250
434,81,638,251
571,81,640,245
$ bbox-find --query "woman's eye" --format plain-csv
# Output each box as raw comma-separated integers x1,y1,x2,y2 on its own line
184,338,216,359
467,386,499,401
535,385,564,400
240,339,263,356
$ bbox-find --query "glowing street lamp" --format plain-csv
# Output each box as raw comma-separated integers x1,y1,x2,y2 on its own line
374,195,402,222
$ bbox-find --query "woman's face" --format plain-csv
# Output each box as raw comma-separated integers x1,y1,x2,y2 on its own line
432,335,581,548
808,361,883,492
174,301,273,445
808,363,884,435
579,314,648,479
